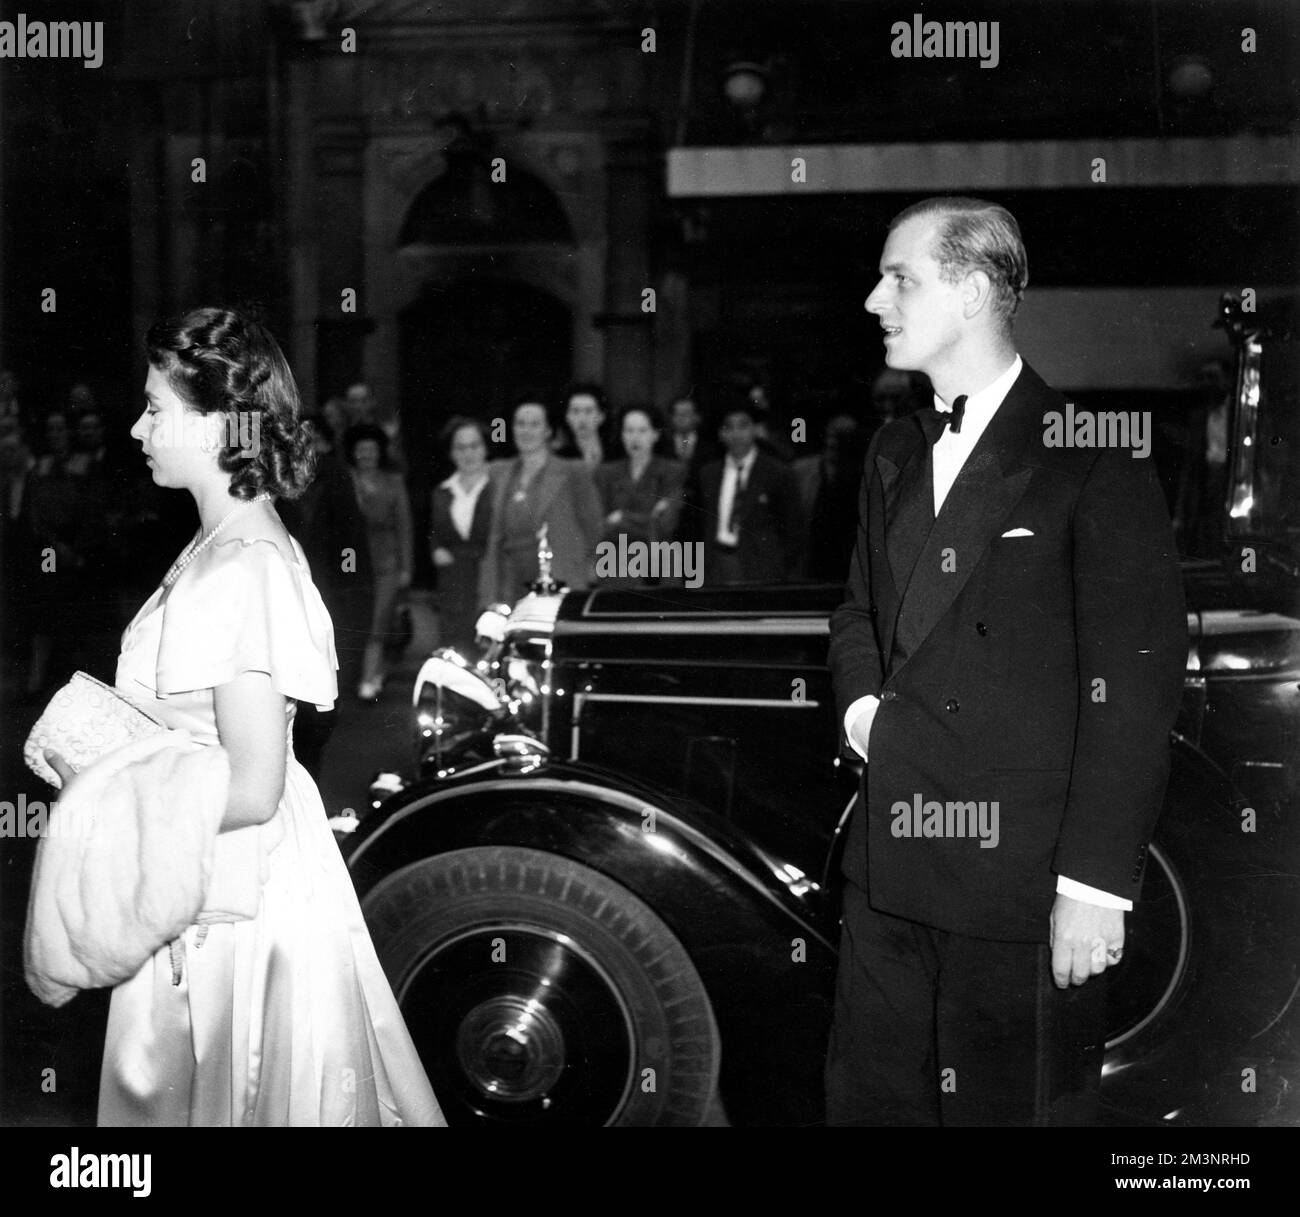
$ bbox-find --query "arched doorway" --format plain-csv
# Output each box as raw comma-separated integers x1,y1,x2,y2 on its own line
400,280,572,582
395,128,579,584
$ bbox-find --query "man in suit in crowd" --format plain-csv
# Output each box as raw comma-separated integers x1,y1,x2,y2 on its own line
666,393,714,468
700,396,804,585
826,196,1187,1125
665,393,719,544
746,382,797,463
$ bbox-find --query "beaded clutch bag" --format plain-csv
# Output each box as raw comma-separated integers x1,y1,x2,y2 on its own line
24,672,166,789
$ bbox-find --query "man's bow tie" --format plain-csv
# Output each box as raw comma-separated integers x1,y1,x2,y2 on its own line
919,394,967,443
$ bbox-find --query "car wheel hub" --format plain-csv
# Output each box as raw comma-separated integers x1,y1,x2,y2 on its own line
458,994,567,1102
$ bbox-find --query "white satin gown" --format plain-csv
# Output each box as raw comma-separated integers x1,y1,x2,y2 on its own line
100,532,444,1126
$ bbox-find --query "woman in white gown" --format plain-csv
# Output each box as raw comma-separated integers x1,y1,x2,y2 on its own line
48,307,443,1126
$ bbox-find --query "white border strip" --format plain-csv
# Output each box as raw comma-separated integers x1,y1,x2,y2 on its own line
667,135,1300,196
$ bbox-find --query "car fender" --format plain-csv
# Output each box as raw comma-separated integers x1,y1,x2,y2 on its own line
1102,731,1300,1123
345,760,837,1125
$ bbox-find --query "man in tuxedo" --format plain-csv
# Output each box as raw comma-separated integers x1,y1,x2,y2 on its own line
700,397,803,585
826,197,1187,1125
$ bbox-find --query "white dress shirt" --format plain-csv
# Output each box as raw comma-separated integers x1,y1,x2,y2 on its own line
930,354,1023,514
441,472,489,542
716,446,758,545
841,353,1128,910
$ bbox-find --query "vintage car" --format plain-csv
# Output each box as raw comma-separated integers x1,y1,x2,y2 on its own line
343,295,1299,1126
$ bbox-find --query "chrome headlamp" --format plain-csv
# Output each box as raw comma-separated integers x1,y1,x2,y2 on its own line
413,649,509,775
412,589,564,778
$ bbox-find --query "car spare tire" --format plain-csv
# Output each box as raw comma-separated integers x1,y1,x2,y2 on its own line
360,845,722,1126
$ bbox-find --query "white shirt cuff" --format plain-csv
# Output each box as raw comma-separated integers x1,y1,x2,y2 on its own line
843,695,880,761
1056,875,1133,911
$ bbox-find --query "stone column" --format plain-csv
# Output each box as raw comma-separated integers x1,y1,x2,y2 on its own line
598,135,656,408
312,115,370,402
281,49,319,404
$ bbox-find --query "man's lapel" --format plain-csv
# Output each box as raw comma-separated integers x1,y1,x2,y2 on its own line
889,369,1044,672
870,418,926,665
884,422,934,595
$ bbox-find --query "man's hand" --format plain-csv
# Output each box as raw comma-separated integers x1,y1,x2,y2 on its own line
1049,893,1125,989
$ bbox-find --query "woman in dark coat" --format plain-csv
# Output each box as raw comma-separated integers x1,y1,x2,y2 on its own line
479,399,603,605
429,416,493,652
593,405,686,588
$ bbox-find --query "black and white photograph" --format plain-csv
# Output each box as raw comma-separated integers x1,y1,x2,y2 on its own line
0,0,1296,1184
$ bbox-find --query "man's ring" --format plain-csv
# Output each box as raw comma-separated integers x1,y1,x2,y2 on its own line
1106,946,1123,961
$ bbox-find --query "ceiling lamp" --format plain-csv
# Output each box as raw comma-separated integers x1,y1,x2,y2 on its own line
723,60,769,109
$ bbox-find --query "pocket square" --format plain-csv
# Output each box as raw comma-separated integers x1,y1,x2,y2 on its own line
1001,527,1034,538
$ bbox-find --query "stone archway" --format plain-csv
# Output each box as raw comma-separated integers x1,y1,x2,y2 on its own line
399,277,573,454
399,278,572,583
394,130,579,581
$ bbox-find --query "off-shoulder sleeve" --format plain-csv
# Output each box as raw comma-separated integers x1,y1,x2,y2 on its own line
154,537,339,709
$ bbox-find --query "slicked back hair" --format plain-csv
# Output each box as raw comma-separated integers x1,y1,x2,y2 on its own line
889,196,1029,328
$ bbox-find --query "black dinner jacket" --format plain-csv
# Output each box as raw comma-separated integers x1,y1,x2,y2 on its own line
699,450,804,583
828,362,1188,942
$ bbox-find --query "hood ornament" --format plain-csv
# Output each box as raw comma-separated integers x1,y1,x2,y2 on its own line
531,523,565,595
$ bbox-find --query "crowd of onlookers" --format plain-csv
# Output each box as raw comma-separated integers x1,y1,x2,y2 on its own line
0,353,1246,719
0,372,196,702
0,364,936,708
292,371,936,698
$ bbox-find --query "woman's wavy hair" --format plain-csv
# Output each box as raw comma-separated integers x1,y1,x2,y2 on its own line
145,306,316,500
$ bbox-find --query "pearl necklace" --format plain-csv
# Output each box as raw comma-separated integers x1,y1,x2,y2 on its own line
163,493,272,587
